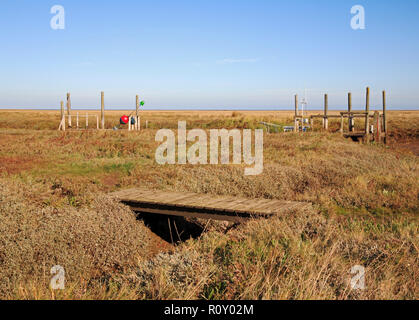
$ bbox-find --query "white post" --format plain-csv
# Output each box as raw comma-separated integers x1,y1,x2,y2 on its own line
128,117,131,131
96,115,99,130
59,114,66,131
76,112,79,129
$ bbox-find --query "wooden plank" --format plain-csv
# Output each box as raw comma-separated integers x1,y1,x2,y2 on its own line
112,188,309,222
231,197,270,210
241,198,276,212
188,196,250,213
311,114,337,119
147,192,197,204
197,196,237,208
215,198,256,212
340,111,369,115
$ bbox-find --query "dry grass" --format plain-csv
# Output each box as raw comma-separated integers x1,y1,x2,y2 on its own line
0,179,152,299
120,207,417,300
0,110,417,300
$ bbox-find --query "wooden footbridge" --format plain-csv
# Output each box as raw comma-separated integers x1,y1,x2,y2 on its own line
112,188,310,223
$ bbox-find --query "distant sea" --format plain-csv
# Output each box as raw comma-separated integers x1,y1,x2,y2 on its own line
1,106,418,111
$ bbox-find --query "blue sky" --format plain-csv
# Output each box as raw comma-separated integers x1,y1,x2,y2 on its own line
0,0,418,110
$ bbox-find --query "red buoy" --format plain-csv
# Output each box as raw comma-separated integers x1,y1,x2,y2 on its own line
120,115,129,125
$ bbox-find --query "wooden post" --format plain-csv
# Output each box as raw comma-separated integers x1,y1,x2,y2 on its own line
348,92,353,132
136,95,139,117
96,115,99,130
382,90,387,144
59,117,65,131
67,93,72,128
374,111,381,143
324,94,329,130
76,112,79,129
101,91,105,130
340,115,344,135
294,94,299,132
128,116,132,131
86,113,89,129
60,101,64,119
59,101,65,131
365,87,370,142
136,95,140,131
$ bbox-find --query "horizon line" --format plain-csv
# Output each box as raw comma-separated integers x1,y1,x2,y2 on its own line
1,107,418,112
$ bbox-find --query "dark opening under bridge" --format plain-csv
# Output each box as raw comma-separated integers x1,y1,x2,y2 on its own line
112,188,310,223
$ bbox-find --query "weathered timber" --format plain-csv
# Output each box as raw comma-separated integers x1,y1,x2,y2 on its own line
324,94,329,130
348,92,354,132
294,94,299,132
383,90,388,144
112,188,310,223
365,87,370,142
101,91,105,130
67,93,72,127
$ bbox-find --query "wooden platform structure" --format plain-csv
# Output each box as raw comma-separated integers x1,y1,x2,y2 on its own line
112,188,310,222
58,92,141,131
293,87,388,144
